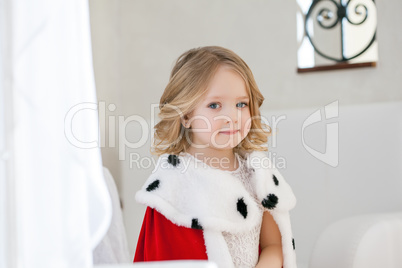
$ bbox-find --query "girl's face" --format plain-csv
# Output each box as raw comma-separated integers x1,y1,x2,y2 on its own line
185,65,252,151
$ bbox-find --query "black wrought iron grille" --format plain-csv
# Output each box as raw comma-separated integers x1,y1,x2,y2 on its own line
304,0,377,62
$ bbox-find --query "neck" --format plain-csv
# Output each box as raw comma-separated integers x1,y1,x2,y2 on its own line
185,146,238,171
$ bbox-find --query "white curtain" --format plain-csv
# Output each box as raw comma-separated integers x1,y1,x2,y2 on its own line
0,0,112,267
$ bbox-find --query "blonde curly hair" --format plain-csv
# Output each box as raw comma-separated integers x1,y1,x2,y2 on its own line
151,46,271,157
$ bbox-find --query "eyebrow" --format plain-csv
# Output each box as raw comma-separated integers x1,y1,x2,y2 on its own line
205,96,249,100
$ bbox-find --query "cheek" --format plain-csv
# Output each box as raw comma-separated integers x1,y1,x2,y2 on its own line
242,111,252,132
244,119,251,132
191,119,207,130
190,112,214,131
240,115,252,139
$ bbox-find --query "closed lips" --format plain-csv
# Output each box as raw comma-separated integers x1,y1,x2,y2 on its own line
220,130,239,134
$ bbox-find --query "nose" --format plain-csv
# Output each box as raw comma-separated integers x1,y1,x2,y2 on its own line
224,106,239,125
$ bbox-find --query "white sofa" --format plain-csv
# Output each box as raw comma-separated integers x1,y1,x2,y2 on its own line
310,212,402,268
264,101,402,268
93,167,131,264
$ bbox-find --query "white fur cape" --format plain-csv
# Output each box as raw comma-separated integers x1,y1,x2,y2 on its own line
136,151,297,268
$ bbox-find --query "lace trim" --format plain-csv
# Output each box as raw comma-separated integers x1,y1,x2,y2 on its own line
223,154,264,268
181,152,264,268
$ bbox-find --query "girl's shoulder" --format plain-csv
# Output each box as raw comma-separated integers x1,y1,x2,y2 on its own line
136,150,297,268
135,152,263,234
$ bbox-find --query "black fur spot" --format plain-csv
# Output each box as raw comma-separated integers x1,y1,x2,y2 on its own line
146,180,160,192
167,155,180,166
273,174,279,186
261,194,278,209
292,238,295,250
191,218,203,230
237,198,248,219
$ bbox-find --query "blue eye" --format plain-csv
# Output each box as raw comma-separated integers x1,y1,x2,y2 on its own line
208,103,220,109
237,102,248,108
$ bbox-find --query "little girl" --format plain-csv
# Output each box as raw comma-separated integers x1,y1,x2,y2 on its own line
134,46,297,268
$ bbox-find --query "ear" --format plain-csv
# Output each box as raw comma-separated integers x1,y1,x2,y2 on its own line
181,114,190,128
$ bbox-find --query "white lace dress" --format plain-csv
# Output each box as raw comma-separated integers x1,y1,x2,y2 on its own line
222,153,265,268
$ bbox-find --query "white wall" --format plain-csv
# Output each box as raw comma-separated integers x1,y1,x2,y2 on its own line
264,101,402,267
89,0,402,265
